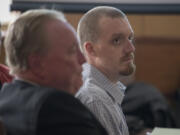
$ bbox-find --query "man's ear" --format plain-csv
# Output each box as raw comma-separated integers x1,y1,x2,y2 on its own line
28,54,44,78
84,42,96,57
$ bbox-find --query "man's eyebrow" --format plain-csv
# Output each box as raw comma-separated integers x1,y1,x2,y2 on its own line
111,33,124,38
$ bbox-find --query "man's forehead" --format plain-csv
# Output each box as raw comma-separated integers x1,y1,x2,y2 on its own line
98,17,128,30
98,17,124,33
97,16,133,38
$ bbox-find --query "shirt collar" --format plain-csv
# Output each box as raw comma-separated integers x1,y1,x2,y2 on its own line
82,63,126,104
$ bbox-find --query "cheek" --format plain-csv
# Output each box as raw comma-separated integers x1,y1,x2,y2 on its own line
61,58,81,75
46,57,74,78
105,52,119,64
70,74,83,94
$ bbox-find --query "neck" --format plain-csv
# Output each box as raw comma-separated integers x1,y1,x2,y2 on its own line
17,71,75,95
98,66,118,83
88,61,118,83
16,71,45,86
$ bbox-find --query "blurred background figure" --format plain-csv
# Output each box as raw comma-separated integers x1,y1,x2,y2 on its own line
0,22,13,89
168,86,180,128
0,9,107,135
120,74,177,135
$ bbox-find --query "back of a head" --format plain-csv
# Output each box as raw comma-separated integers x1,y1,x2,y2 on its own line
77,6,126,54
4,9,66,76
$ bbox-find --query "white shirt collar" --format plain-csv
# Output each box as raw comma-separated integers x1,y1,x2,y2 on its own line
82,63,126,104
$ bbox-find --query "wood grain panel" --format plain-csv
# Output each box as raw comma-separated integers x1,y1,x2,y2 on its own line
65,13,83,29
135,37,180,96
144,15,180,38
127,14,145,37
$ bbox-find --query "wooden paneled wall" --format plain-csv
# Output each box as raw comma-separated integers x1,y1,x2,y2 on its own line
135,38,180,96
65,13,180,38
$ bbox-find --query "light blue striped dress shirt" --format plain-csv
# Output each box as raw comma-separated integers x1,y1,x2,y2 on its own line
76,63,129,135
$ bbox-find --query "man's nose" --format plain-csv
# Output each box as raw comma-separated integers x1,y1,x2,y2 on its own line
126,40,135,53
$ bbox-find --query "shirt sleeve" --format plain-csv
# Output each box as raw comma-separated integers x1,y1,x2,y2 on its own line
87,100,123,135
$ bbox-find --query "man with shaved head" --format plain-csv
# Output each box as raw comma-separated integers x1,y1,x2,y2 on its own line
76,6,136,135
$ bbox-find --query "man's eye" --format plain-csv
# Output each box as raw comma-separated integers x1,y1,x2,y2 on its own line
113,38,122,45
129,36,135,44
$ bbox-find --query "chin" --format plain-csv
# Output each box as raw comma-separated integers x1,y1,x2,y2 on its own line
120,63,136,76
71,79,83,95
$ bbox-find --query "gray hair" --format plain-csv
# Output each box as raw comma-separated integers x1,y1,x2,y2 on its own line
77,6,126,54
4,9,66,75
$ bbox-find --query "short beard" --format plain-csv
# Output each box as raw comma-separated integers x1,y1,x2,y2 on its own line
120,63,136,76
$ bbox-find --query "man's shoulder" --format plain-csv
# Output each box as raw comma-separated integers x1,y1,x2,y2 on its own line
0,81,108,135
76,81,109,105
37,92,108,135
0,80,56,100
0,80,83,135
0,80,77,112
39,90,91,118
37,87,109,135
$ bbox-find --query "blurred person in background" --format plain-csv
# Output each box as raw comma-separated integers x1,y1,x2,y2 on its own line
0,9,107,135
120,74,177,135
0,22,13,89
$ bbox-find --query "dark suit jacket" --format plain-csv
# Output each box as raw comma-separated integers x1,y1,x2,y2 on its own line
0,80,107,135
122,82,176,134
